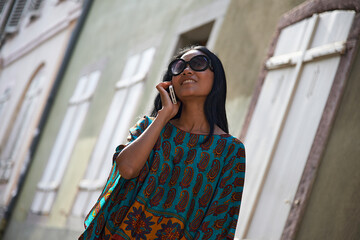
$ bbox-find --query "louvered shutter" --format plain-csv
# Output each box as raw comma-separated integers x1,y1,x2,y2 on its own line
5,0,27,33
0,0,8,14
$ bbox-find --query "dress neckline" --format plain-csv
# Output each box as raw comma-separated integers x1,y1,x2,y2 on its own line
167,121,230,138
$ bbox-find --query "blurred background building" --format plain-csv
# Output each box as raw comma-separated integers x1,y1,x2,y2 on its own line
0,0,359,239
0,0,83,238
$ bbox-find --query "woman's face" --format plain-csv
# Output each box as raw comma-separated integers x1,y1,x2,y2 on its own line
171,50,214,102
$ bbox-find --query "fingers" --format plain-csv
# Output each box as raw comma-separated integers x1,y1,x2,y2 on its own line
155,82,180,121
156,82,173,106
156,81,171,92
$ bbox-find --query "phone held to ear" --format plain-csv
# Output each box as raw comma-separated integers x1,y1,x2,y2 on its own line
169,85,177,104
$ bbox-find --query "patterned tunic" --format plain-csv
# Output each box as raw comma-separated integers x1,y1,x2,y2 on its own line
79,116,245,240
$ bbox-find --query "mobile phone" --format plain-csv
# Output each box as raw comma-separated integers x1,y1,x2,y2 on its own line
169,85,177,104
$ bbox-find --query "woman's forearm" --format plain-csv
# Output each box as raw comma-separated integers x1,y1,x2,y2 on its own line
116,81,179,179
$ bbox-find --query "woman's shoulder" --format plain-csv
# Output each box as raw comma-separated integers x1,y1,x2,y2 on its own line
217,132,245,156
222,134,244,147
227,136,246,161
132,115,154,128
214,126,243,144
139,115,155,122
213,125,241,142
127,116,154,140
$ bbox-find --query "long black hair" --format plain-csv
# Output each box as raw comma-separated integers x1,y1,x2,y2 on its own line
151,46,229,142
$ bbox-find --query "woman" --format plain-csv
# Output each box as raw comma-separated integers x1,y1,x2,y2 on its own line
79,46,245,239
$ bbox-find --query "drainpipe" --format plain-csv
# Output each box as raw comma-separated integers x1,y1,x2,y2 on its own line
0,0,94,237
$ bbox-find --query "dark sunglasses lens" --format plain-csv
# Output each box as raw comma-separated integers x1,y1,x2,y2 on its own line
170,60,185,75
169,55,210,75
190,56,208,71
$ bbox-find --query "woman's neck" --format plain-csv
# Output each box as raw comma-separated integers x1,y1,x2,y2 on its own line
171,101,210,134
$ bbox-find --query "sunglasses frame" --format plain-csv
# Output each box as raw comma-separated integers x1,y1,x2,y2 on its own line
168,55,213,76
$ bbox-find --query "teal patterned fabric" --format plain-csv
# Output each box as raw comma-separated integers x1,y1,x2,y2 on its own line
79,116,245,239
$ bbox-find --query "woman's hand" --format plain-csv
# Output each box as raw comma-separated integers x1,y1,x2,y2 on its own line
156,81,180,122
116,82,180,179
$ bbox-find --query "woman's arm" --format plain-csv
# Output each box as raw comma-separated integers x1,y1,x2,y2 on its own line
115,81,179,179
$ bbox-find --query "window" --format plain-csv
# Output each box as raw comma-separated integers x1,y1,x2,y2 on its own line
70,48,155,218
237,10,355,240
0,0,13,37
1,0,45,35
27,0,44,19
0,0,8,14
174,21,214,52
0,66,44,207
4,0,27,34
31,70,101,215
169,0,230,54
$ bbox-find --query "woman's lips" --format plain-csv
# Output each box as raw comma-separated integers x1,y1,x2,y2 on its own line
181,79,196,85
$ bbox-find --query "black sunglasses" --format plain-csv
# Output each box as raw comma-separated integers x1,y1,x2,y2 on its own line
168,55,213,76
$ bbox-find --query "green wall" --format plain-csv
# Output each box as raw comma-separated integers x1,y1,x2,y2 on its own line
214,0,306,137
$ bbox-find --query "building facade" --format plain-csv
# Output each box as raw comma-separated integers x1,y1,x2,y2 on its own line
0,0,83,235
2,0,360,239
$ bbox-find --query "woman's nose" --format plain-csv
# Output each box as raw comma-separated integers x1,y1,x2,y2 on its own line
182,64,192,74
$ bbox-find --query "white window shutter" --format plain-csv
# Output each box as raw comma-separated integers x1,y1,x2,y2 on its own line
72,48,156,217
116,54,140,88
114,47,156,142
237,10,355,240
0,0,8,14
132,47,156,84
31,71,101,215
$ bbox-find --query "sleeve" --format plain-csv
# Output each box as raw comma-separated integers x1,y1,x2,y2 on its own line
196,141,246,240
112,115,154,162
84,116,153,229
